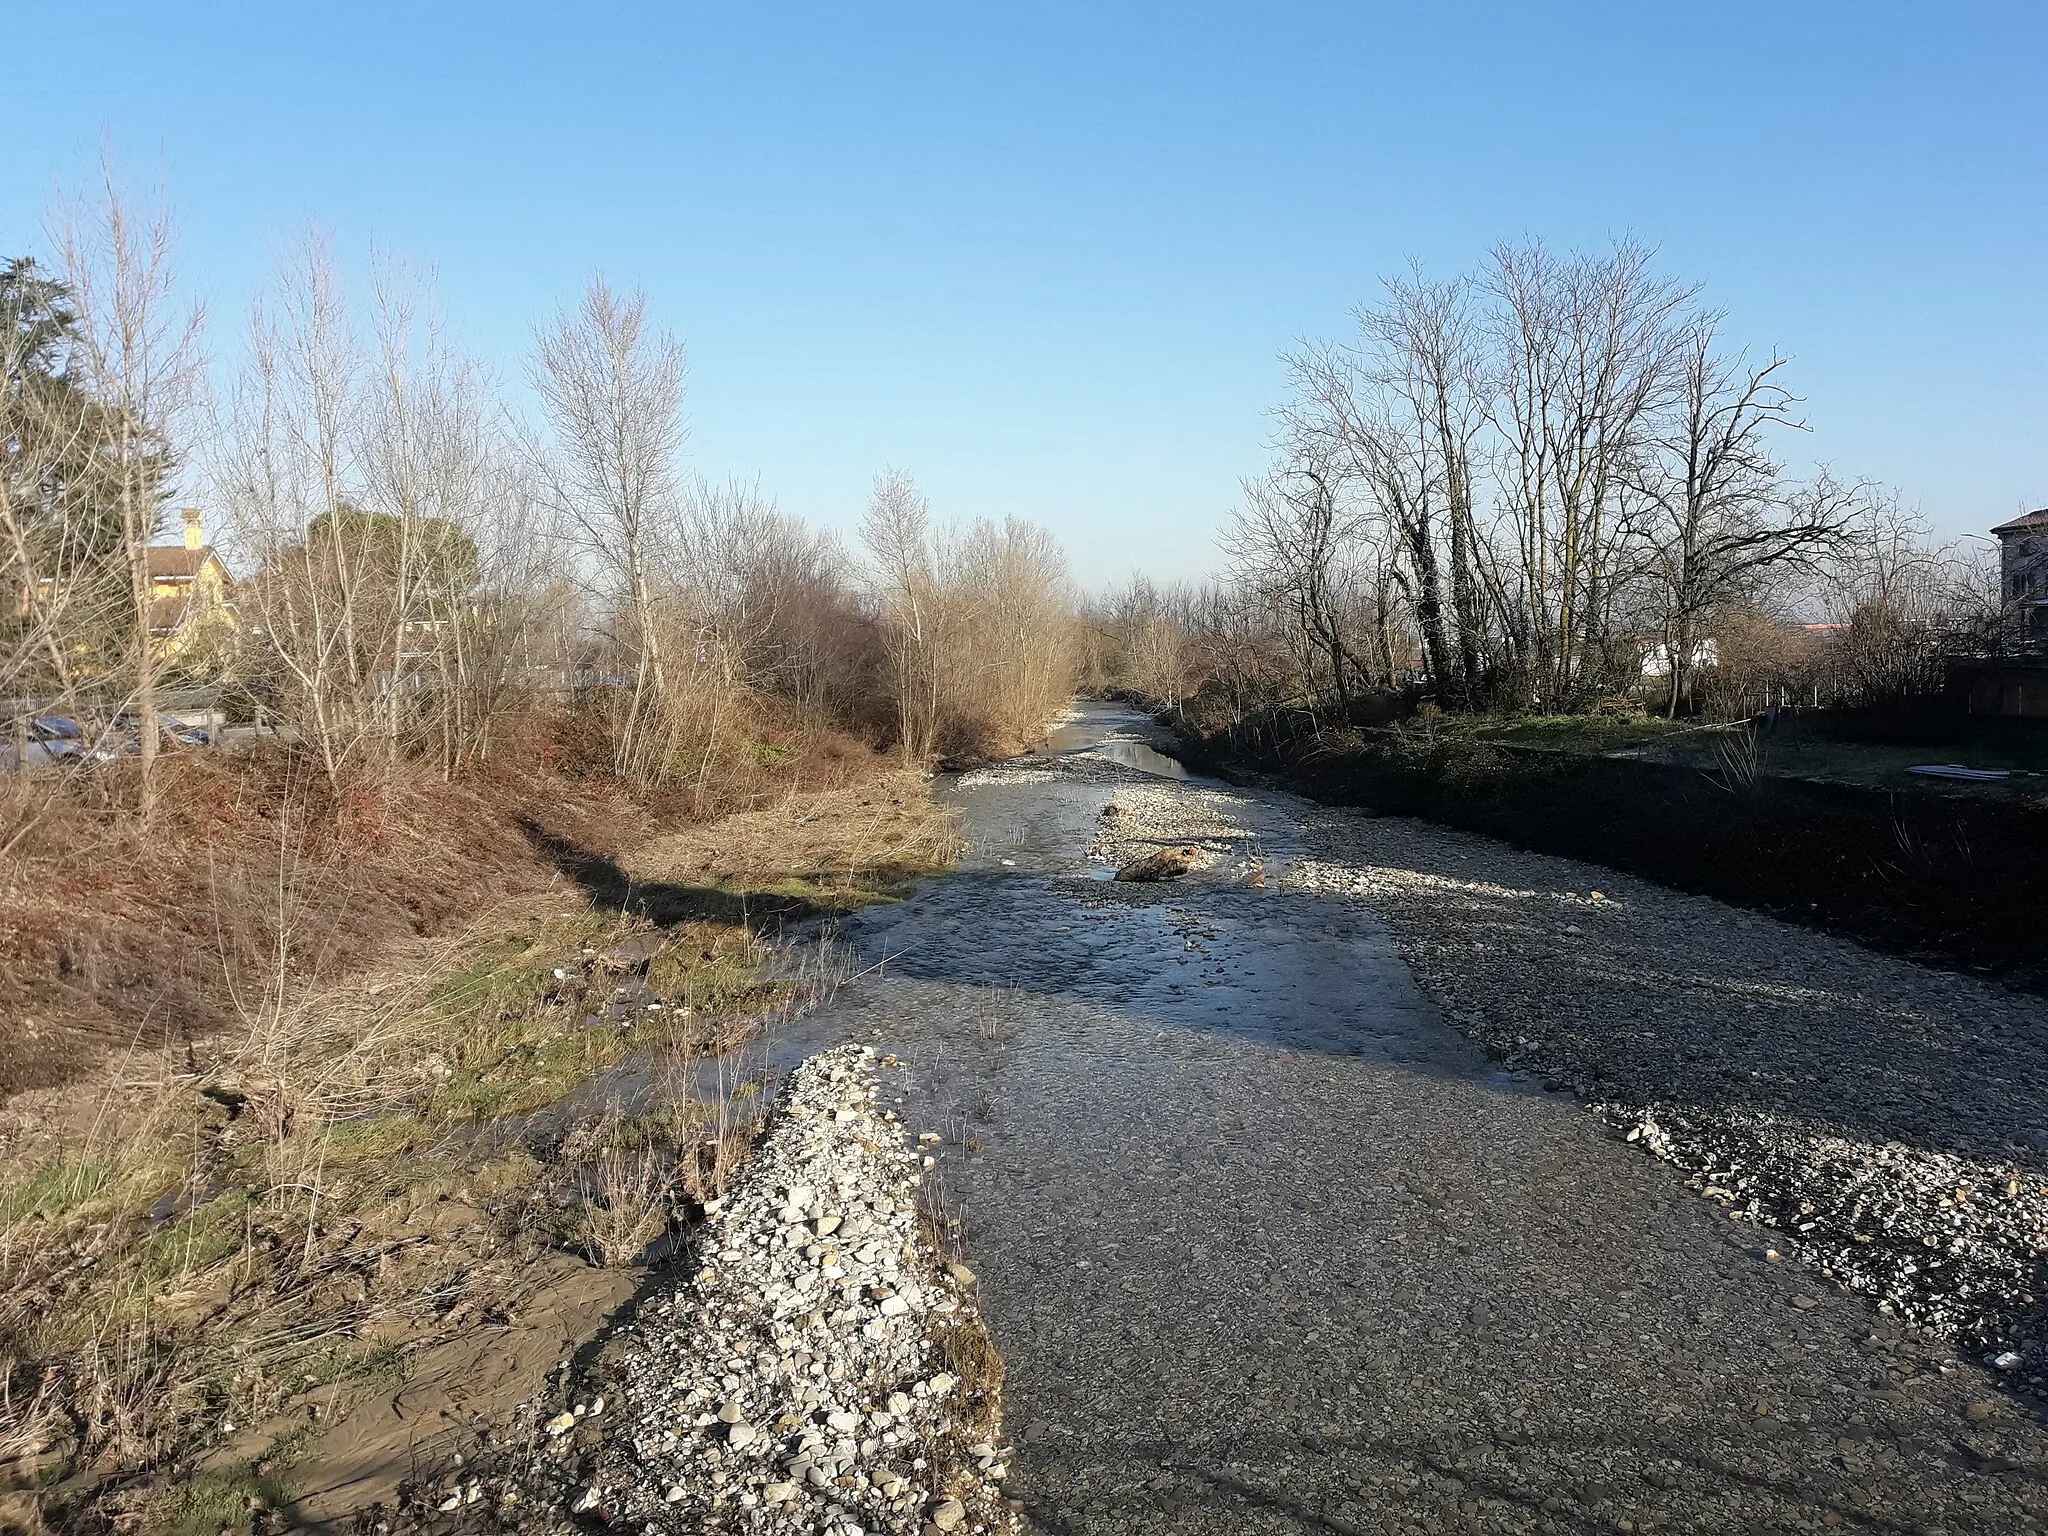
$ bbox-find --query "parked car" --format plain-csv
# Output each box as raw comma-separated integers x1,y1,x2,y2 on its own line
94,718,213,759
3,713,213,770
1,716,87,772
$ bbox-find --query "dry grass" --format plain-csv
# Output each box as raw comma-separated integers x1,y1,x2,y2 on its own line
568,1107,676,1269
628,769,962,894
0,749,954,1532
931,1312,1006,1440
0,709,920,1106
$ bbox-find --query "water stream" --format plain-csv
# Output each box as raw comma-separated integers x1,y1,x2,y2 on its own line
519,702,2034,1531
767,701,2010,1533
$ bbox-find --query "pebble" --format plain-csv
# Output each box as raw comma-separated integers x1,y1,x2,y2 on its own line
533,1046,1017,1534
1270,800,2048,1372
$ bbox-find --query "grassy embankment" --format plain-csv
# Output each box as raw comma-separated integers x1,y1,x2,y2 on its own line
0,739,957,1535
1173,705,2048,989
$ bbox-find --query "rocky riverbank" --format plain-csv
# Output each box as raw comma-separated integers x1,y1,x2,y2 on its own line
1095,779,2048,1395
515,1046,1016,1536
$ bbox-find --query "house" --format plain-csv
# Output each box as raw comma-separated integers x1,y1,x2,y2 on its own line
1947,510,2048,717
1993,508,2048,652
147,508,235,664
1639,636,1718,678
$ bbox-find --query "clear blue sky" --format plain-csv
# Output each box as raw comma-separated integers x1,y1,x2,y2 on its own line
7,3,2044,588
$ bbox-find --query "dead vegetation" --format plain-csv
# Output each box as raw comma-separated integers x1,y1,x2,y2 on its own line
1113,845,1203,882
0,758,957,1535
0,172,1057,1536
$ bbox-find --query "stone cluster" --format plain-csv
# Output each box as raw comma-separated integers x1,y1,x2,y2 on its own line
557,1045,1017,1536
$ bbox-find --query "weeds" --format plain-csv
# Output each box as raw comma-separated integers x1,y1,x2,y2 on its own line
1708,724,1767,796
569,1108,675,1269
0,765,953,1525
0,1159,113,1226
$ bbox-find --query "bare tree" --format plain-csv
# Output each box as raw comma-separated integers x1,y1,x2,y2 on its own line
1812,497,1998,705
53,156,205,813
1366,270,1493,701
214,234,373,783
1100,577,1208,708
1484,239,1692,710
1625,316,1855,715
860,472,1075,758
1223,448,1383,716
861,469,940,758
531,279,686,781
940,515,1076,753
1281,268,1495,705
360,256,515,772
1279,344,1453,700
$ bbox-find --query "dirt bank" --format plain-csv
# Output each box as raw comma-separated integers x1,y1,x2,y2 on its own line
0,750,959,1534
1169,717,2048,993
0,721,900,1101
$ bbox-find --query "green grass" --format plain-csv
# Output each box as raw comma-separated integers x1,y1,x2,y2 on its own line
0,1157,115,1225
319,1112,432,1161
147,1429,311,1536
116,1188,255,1294
423,1009,697,1124
751,871,920,912
1451,713,1693,754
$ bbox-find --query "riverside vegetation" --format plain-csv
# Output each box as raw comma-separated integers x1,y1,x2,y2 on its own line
0,175,1073,1533
6,176,2044,1536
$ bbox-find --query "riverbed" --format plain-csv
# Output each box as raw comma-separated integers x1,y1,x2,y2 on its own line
794,702,2048,1534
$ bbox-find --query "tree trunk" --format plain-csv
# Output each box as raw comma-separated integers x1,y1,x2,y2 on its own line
122,458,159,816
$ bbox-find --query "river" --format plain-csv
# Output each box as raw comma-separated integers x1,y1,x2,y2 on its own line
789,702,2048,1534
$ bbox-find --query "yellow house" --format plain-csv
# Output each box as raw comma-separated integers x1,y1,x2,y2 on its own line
147,508,235,664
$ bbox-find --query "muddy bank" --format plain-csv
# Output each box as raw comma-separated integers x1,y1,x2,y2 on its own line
1167,720,2048,992
0,769,958,1535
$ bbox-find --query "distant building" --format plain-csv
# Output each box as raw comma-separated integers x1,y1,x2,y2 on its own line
20,507,235,669
1639,636,1717,678
1948,510,2048,717
1993,508,2048,652
147,508,235,664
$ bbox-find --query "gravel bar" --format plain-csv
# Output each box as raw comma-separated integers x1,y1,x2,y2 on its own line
876,704,2048,1534
550,1046,1016,1536
1278,803,2048,1374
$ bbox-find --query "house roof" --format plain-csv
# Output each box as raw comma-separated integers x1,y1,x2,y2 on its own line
1991,509,2048,535
146,545,221,580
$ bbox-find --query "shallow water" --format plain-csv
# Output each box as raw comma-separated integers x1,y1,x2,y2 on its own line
1042,704,1190,777
779,707,2047,1533
1087,738,1187,777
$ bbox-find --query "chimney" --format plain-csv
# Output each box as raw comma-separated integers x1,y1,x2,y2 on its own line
181,507,204,552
